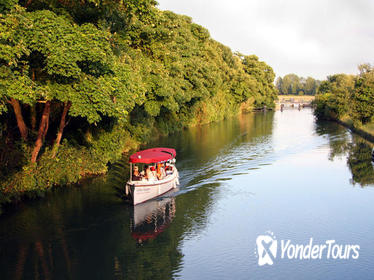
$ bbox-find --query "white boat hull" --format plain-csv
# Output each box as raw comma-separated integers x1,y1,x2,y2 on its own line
126,169,179,205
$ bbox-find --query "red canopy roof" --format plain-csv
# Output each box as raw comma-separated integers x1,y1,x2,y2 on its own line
129,148,176,164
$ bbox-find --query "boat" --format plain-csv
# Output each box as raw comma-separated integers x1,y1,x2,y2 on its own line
125,147,179,205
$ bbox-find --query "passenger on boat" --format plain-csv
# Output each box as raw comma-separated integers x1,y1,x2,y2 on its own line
132,165,142,181
144,165,155,180
165,163,173,175
150,165,157,177
156,163,166,180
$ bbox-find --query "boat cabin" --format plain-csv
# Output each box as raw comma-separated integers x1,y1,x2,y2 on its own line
129,148,176,182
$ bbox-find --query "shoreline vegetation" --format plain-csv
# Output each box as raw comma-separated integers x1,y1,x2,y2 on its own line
0,1,277,213
327,116,374,144
314,64,374,144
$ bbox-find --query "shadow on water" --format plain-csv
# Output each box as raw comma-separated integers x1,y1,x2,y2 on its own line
315,119,374,187
0,111,275,280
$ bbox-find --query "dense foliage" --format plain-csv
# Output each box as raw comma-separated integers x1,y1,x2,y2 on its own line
0,0,276,209
314,64,374,125
276,73,320,95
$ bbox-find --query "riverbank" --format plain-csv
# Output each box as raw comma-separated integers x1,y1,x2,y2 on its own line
333,116,374,143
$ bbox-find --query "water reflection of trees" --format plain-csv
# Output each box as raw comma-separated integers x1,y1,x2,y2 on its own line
347,140,374,186
314,119,351,160
315,120,374,187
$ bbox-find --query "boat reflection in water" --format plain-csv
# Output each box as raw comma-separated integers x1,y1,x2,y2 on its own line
131,195,176,244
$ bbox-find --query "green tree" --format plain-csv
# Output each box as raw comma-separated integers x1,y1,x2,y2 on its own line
352,64,374,124
281,74,299,95
0,6,141,162
320,74,354,117
275,77,283,94
240,55,276,107
304,76,317,95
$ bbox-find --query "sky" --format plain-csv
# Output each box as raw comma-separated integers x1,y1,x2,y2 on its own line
156,0,374,80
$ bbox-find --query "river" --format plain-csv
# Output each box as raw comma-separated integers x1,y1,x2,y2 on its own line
1,108,374,279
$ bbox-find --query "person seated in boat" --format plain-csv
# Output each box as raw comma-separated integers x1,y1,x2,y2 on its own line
165,162,173,175
161,163,166,177
144,165,155,181
150,165,157,177
132,165,141,181
156,163,166,180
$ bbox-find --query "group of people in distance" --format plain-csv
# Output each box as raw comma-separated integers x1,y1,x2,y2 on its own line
132,163,168,181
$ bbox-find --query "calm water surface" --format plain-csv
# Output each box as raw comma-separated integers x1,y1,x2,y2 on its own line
1,109,374,279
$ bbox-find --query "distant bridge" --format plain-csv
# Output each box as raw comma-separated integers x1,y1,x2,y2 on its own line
275,95,314,110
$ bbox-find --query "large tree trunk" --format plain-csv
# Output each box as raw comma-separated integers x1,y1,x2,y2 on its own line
52,101,71,158
8,98,28,141
31,101,51,163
